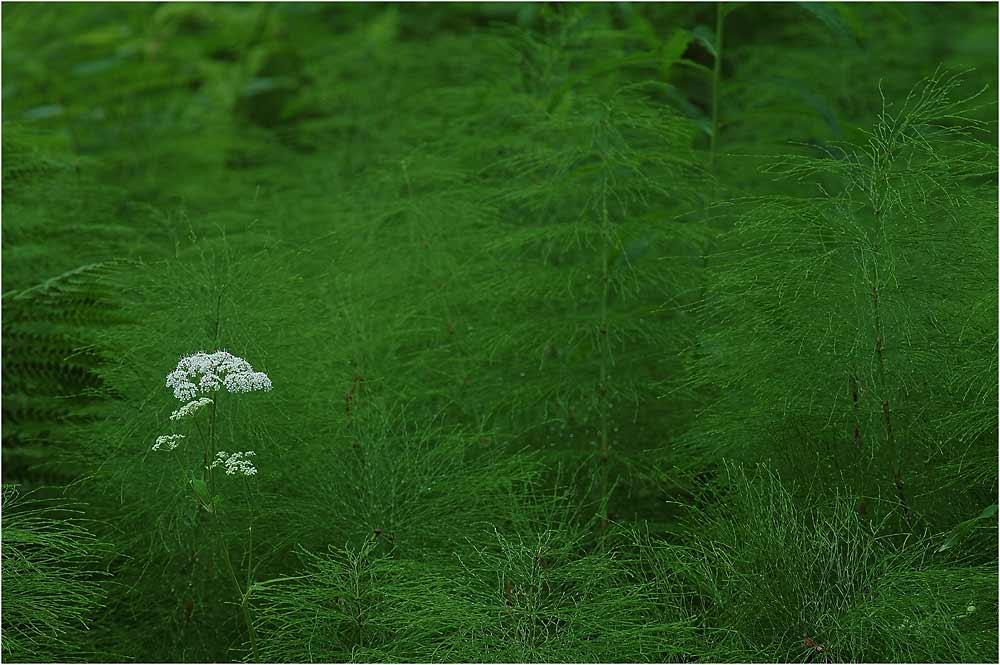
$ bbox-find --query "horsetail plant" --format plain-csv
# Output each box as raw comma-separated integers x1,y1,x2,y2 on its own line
676,69,997,531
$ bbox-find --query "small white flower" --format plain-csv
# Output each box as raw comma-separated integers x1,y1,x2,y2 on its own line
169,397,214,421
210,450,257,477
165,350,272,401
152,433,186,452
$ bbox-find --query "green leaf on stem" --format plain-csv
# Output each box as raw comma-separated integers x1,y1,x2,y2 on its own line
937,504,997,553
190,479,214,512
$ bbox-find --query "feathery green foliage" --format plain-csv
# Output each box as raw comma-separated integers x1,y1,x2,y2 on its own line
0,486,110,662
2,3,996,663
655,465,997,662
252,481,693,663
678,68,998,533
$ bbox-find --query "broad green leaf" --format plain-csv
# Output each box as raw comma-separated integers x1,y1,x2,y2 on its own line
546,52,659,113
190,479,211,505
674,59,715,78
762,78,844,138
74,25,132,47
797,2,860,44
661,29,693,67
937,504,997,553
627,10,661,51
691,25,717,59
366,8,400,48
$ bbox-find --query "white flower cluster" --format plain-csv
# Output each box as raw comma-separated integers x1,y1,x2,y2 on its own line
169,397,214,421
166,350,272,402
211,450,257,477
152,433,186,452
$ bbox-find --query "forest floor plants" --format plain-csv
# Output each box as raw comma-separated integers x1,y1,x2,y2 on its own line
673,69,997,532
250,474,694,663
3,4,997,662
649,463,998,663
466,37,706,535
0,486,111,662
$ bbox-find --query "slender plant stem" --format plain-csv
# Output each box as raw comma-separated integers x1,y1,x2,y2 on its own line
213,287,225,343
598,173,611,536
849,372,867,514
216,514,259,661
694,2,727,379
171,449,189,484
194,418,209,481
208,397,218,498
244,478,256,587
241,585,259,662
866,154,913,530
708,2,725,172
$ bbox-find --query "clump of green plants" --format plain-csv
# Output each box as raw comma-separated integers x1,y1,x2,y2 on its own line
60,234,315,662
352,15,711,533
1,3,996,663
654,464,997,663
1,486,110,663
674,70,997,529
292,395,544,555
251,478,693,663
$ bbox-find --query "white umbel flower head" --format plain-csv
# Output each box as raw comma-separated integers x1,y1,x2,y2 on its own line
211,450,257,477
152,433,186,452
166,350,272,401
169,397,214,421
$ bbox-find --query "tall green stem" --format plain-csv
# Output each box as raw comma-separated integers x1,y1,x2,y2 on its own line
244,479,256,587
694,3,727,378
865,151,912,530
597,173,611,536
208,396,218,498
215,514,259,661
708,2,725,172
171,449,189,483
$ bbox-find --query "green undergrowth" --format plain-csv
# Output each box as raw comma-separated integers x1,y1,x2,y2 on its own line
251,485,694,663
0,486,112,662
654,465,998,662
2,2,997,663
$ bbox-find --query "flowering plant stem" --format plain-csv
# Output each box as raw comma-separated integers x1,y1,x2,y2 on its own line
215,511,259,661
176,390,259,659
208,396,218,498
209,395,259,660
170,449,188,482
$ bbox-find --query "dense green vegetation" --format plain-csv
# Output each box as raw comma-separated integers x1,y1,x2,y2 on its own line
2,2,997,662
